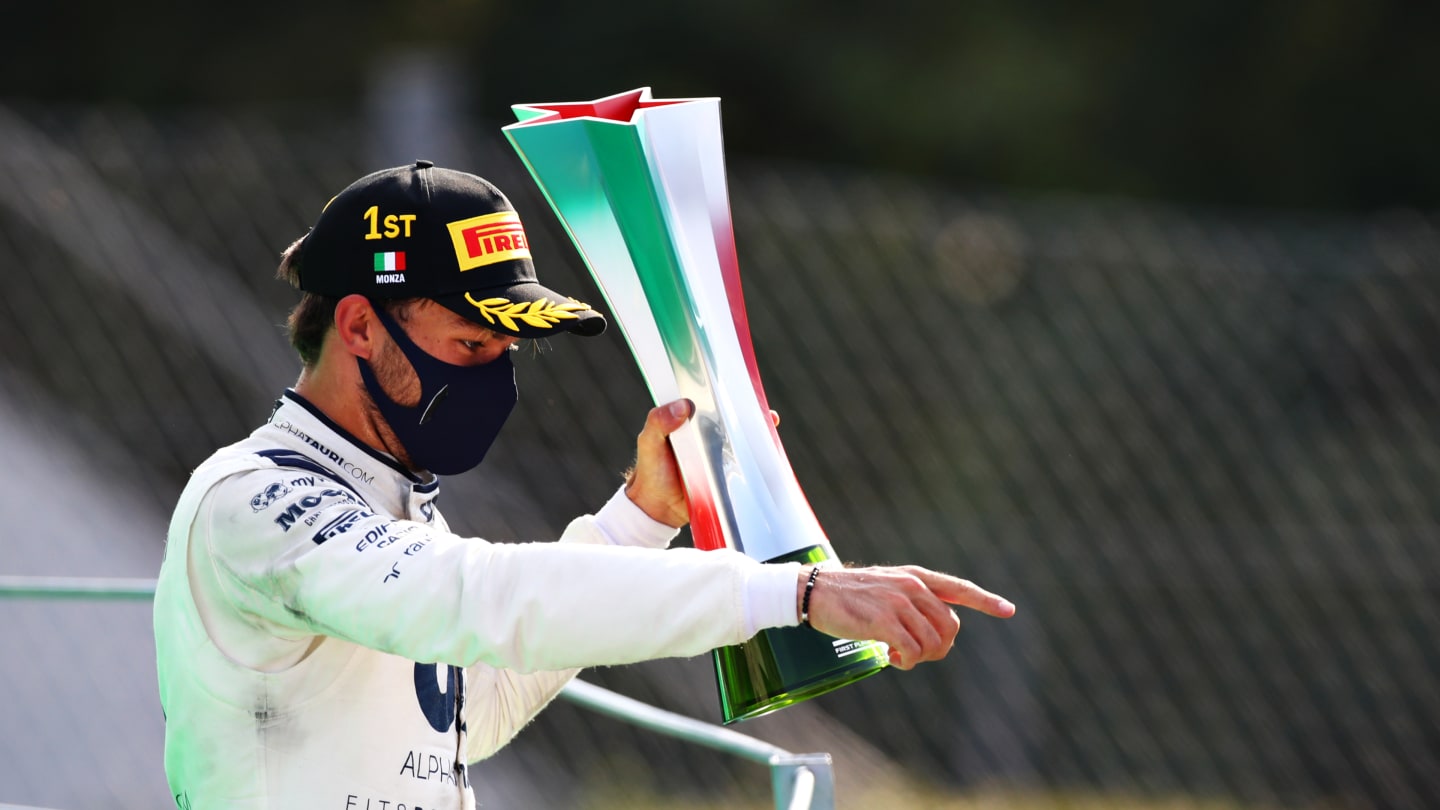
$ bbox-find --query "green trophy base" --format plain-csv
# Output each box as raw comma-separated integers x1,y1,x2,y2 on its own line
713,545,890,724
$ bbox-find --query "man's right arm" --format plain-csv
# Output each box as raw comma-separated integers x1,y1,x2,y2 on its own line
198,466,1016,678
196,470,796,673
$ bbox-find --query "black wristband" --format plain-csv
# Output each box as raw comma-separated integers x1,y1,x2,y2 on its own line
800,565,821,626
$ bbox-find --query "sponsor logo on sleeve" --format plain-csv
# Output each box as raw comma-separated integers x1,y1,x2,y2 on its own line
249,482,291,512
354,522,423,553
272,489,361,532
311,509,367,545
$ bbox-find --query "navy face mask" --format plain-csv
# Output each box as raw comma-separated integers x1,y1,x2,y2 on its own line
358,304,518,476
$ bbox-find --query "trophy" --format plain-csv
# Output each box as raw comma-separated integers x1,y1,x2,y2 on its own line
503,88,888,724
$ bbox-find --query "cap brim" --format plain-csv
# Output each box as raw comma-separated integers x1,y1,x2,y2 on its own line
433,282,607,338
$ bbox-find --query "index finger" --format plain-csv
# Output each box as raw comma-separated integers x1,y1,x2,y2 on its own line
907,567,1016,618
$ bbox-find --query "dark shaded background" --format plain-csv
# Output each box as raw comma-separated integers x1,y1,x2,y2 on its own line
4,0,1437,211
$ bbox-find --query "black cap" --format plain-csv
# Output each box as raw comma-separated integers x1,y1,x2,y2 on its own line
298,160,605,338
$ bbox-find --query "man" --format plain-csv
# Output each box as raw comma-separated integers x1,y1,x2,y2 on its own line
153,160,1015,809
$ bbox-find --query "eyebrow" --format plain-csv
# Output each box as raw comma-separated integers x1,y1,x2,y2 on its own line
436,308,497,340
456,321,518,346
428,303,522,345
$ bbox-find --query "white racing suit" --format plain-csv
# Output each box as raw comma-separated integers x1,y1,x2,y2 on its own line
153,391,801,809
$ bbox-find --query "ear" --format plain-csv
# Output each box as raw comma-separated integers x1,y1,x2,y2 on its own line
332,294,382,360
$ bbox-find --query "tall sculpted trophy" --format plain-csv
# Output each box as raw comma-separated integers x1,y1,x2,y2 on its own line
503,88,888,723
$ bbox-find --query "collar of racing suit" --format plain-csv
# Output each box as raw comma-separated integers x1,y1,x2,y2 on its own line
262,390,442,525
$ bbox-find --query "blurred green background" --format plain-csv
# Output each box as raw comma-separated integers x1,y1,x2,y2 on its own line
1,3,1437,809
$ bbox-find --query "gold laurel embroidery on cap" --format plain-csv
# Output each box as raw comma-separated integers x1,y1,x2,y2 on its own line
464,294,592,331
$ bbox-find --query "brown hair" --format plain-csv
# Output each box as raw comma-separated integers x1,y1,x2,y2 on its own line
276,236,334,367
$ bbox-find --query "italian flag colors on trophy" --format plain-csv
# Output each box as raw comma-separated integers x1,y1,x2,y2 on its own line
503,88,889,724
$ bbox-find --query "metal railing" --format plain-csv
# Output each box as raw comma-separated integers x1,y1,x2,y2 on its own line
0,576,834,810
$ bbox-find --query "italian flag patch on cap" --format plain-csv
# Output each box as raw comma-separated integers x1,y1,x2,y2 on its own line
374,251,406,272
